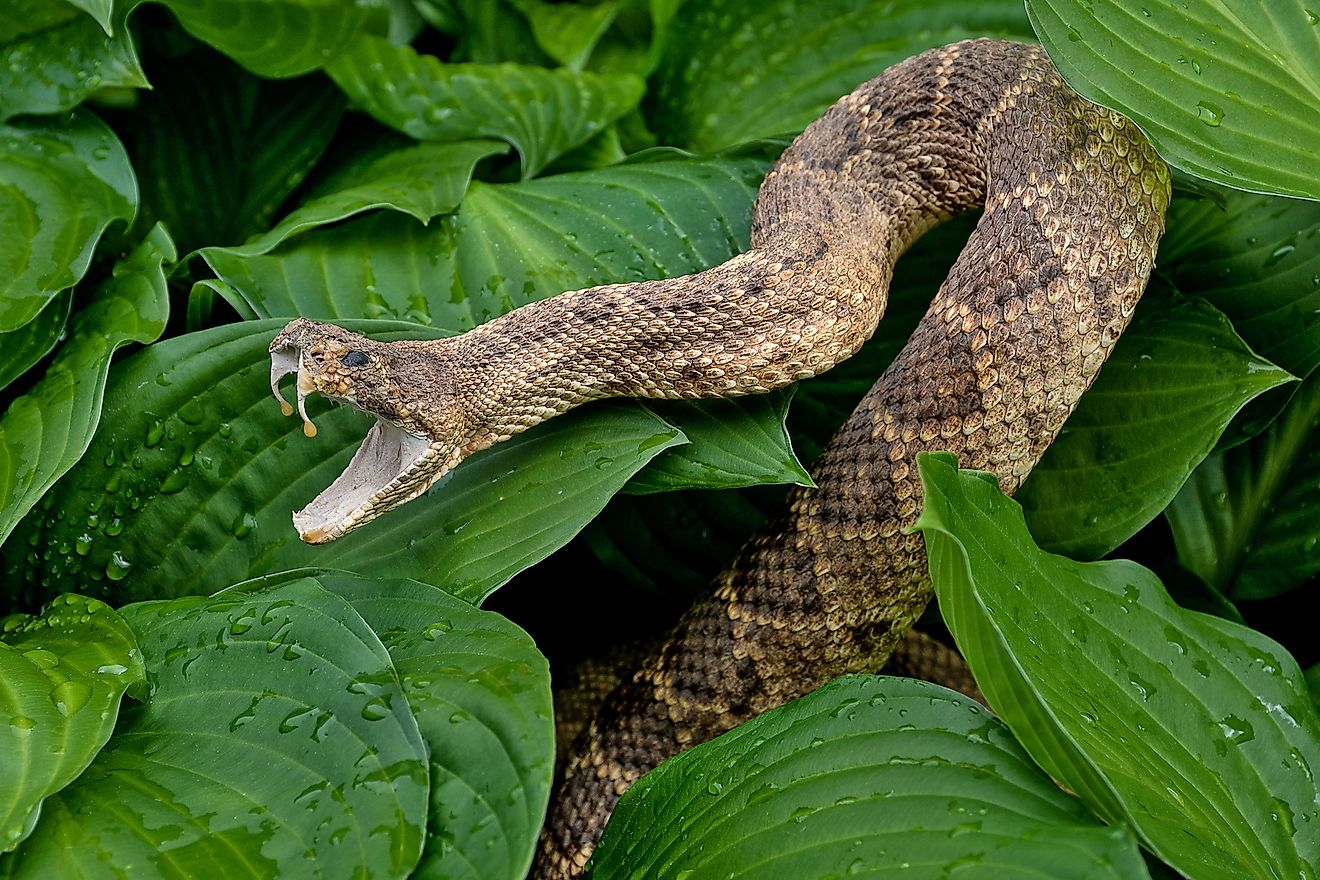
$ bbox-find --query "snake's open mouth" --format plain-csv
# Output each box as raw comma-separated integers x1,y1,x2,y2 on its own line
270,345,437,544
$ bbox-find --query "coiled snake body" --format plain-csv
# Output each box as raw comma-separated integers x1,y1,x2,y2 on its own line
270,39,1170,880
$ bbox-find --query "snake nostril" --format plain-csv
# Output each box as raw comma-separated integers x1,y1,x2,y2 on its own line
341,350,370,368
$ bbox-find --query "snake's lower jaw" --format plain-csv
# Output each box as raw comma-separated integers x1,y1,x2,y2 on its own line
292,418,447,544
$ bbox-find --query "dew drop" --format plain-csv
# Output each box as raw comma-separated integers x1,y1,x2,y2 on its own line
231,512,258,539
229,609,256,636
361,696,391,721
50,680,92,717
422,620,452,640
1196,100,1224,127
105,551,132,581
9,715,36,732
1218,714,1255,744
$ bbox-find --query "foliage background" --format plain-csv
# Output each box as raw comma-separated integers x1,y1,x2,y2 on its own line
0,0,1318,878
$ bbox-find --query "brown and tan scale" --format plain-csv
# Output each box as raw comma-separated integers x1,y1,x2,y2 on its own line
272,39,1170,880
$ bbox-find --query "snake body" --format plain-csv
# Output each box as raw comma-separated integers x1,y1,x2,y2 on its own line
270,39,1169,880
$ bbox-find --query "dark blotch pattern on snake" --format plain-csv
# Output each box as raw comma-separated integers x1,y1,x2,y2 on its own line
270,39,1170,879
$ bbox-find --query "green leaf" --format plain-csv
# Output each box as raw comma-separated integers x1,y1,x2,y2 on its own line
155,0,388,78
202,138,507,259
1167,370,1320,600
0,293,70,394
626,391,812,494
916,452,1320,880
1,319,685,607
1026,0,1320,200
208,154,768,329
1015,295,1293,559
314,571,553,880
0,224,173,549
0,577,429,879
128,53,343,255
648,0,1033,151
592,675,1148,880
0,110,137,333
325,34,644,177
63,0,112,33
0,0,148,121
0,594,144,853
508,0,621,70
1159,190,1320,382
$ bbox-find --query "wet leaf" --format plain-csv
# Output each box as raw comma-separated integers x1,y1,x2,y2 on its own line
326,34,643,177
648,0,1033,151
1160,191,1320,382
0,110,137,333
155,0,388,78
314,571,553,880
0,224,173,548
0,577,429,878
917,452,1320,880
0,594,144,853
593,675,1148,880
626,391,812,494
1016,296,1293,559
201,138,507,259
1027,0,1320,200
0,0,148,121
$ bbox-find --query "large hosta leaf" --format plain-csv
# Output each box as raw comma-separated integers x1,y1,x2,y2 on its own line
1167,371,1320,600
208,155,768,328
508,0,620,70
648,0,1033,151
0,595,144,853
315,572,553,880
155,0,388,78
0,110,137,332
1160,190,1320,382
0,0,148,121
625,391,812,494
1,320,683,607
202,138,507,260
1016,295,1292,559
916,453,1320,880
0,577,429,879
0,224,173,548
326,34,643,177
1027,0,1320,200
593,675,1147,880
128,53,343,255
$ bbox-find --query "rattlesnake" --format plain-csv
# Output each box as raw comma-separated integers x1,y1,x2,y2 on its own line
270,38,1170,879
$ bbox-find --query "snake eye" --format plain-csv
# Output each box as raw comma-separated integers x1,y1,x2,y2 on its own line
341,350,370,368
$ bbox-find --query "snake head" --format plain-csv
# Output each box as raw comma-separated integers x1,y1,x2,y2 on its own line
269,318,465,544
